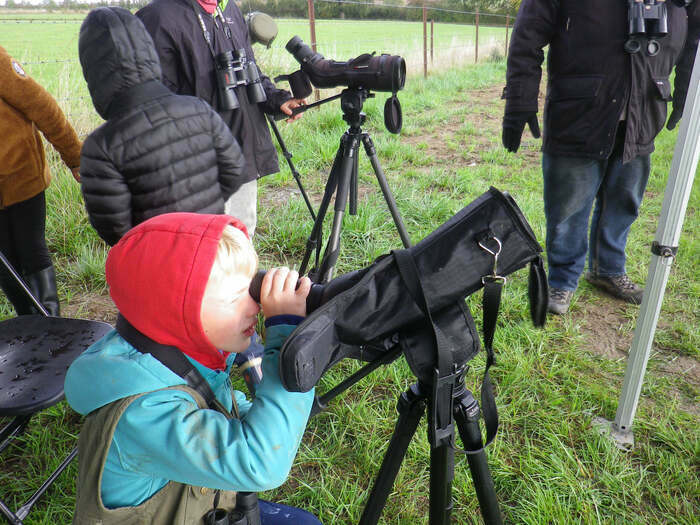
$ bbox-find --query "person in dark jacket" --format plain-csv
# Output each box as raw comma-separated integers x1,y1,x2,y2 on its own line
78,7,246,247
136,0,304,388
136,0,305,237
502,0,700,314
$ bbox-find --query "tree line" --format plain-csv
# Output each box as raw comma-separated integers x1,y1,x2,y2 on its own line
2,0,521,24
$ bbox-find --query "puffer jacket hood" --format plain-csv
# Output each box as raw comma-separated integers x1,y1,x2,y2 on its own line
106,213,249,370
79,6,162,119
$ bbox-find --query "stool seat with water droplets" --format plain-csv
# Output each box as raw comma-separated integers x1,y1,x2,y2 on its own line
0,315,112,416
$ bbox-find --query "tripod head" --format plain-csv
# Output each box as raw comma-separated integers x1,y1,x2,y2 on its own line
340,87,372,128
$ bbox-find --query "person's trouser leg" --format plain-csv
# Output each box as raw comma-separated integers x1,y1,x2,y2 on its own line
0,192,54,315
542,154,605,291
0,217,34,315
258,499,322,525
588,151,650,278
225,178,258,237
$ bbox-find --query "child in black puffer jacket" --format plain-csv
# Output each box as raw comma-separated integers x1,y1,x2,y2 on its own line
78,6,246,246
79,7,268,391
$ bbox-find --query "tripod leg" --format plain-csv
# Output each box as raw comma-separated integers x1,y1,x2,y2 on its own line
454,390,503,525
359,384,426,525
350,141,359,216
299,141,344,277
430,444,455,525
266,115,316,221
361,133,412,248
317,132,360,282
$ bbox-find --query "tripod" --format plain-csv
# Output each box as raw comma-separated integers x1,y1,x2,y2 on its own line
359,378,502,525
308,338,502,525
298,87,412,283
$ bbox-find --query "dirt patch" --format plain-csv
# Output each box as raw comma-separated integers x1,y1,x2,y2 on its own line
260,178,384,211
575,296,699,416
63,292,118,325
576,300,632,360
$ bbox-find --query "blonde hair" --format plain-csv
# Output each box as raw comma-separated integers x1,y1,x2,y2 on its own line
210,225,258,283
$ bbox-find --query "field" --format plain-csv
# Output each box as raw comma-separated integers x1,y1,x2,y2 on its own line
0,10,698,525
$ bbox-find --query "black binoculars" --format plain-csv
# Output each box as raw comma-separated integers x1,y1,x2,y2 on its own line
215,48,267,111
204,491,261,525
625,0,674,55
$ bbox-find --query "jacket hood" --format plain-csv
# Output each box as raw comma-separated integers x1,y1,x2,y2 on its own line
106,213,249,371
79,6,162,119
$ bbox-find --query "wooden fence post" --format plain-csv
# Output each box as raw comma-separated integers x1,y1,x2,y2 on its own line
431,19,434,64
307,0,317,52
307,0,319,100
423,5,428,78
475,7,479,64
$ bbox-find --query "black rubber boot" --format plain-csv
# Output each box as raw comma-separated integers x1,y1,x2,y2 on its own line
0,266,36,315
25,265,60,316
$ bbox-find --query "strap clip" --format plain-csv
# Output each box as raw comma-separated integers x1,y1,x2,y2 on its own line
651,241,678,258
479,235,507,285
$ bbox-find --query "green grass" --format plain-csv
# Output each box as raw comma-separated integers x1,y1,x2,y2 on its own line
1,11,699,525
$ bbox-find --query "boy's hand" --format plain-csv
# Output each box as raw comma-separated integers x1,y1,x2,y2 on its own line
260,267,312,318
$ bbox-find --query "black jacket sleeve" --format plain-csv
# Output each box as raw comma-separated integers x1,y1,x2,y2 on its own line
259,66,293,115
80,135,133,246
673,2,700,111
503,0,559,113
210,108,246,199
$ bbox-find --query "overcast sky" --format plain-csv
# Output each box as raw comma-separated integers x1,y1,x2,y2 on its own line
0,1,110,5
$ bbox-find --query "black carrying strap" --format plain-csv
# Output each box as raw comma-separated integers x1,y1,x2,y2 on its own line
391,244,501,454
392,249,456,449
115,315,235,419
115,316,248,522
478,278,501,452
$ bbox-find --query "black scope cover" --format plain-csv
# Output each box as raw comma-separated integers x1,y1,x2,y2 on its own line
278,187,545,392
286,36,405,93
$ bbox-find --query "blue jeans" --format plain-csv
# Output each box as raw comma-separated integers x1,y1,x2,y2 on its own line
259,499,322,525
542,147,650,291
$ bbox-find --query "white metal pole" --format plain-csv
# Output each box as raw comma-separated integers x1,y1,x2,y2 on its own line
607,44,700,446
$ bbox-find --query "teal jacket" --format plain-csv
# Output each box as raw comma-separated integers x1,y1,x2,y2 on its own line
64,324,314,508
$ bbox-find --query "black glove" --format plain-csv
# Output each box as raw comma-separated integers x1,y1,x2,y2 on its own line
502,111,541,153
667,108,683,130
667,88,687,131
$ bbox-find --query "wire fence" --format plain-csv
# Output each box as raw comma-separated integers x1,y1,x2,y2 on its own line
0,1,513,127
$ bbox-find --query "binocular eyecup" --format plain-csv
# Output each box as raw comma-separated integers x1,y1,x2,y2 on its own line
204,492,261,525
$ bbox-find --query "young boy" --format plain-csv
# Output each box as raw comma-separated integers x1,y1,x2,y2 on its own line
64,212,321,524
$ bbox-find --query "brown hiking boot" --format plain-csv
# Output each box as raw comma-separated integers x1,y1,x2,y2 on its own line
547,287,574,315
585,272,644,304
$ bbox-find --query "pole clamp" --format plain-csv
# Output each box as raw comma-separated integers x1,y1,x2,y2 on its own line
651,241,678,258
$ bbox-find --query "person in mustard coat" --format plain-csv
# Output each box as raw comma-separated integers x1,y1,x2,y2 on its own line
0,45,81,316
